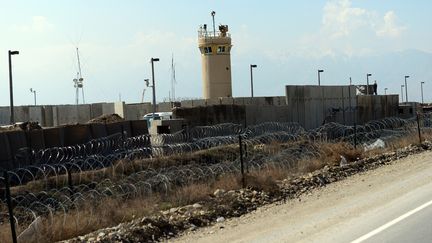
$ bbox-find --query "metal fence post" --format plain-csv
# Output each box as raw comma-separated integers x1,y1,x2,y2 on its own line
354,123,357,149
3,171,18,243
244,143,249,173
67,169,75,201
416,112,422,144
239,134,245,188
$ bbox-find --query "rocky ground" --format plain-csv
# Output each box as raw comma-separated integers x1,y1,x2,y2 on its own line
64,141,432,243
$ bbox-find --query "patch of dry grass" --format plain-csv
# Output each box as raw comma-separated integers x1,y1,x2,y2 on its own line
2,131,431,243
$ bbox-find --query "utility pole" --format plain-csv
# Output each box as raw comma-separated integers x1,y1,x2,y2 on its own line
404,75,410,102
151,58,160,118
250,64,257,97
421,81,425,104
318,70,324,86
366,73,372,95
30,88,37,105
8,50,19,124
401,85,405,103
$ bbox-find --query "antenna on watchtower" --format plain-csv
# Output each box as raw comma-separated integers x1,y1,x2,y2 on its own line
211,11,216,37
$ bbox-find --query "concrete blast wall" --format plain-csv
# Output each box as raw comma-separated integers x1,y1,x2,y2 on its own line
173,105,246,127
286,85,357,129
357,95,399,123
0,103,116,126
0,120,149,170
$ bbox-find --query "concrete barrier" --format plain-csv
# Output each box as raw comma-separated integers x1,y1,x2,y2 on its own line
27,130,45,151
90,123,108,139
130,120,149,136
106,122,123,136
43,127,65,148
63,124,92,146
120,121,132,138
0,133,13,170
173,105,246,127
7,130,28,167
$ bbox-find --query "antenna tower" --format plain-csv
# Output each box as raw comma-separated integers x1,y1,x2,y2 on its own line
73,47,85,104
170,54,176,102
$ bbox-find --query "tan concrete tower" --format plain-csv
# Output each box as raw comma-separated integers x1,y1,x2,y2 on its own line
198,12,232,99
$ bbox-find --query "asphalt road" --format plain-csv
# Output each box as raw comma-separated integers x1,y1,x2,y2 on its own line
173,150,432,243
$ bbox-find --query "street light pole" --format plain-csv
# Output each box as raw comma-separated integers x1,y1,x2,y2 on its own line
151,58,159,118
401,85,404,103
421,81,425,104
8,50,19,124
404,75,410,102
318,70,324,86
30,88,37,105
250,64,257,97
366,73,372,95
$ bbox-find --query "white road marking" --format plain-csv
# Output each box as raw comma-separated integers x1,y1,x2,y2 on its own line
351,198,432,243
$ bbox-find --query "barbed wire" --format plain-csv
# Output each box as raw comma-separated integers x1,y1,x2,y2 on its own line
1,114,431,229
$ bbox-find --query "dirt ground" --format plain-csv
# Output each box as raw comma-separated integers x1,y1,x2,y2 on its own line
87,113,124,124
173,150,432,243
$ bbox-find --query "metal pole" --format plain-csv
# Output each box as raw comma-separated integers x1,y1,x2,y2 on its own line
405,76,409,103
366,74,370,95
4,171,18,243
67,169,75,200
421,82,424,104
416,112,422,144
211,11,216,37
318,71,321,86
250,65,254,97
354,95,358,149
239,134,245,188
8,51,14,124
401,85,404,103
250,65,257,98
151,59,157,118
33,90,37,106
348,84,352,124
354,123,357,149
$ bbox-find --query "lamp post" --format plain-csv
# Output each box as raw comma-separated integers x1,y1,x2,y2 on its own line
150,58,159,118
142,79,150,103
318,69,324,86
8,50,19,124
30,88,37,106
401,85,404,103
404,75,410,102
366,73,372,95
384,88,388,95
421,81,425,104
250,64,257,97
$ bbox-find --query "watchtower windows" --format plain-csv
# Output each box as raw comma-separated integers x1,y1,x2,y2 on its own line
217,46,226,53
204,46,213,54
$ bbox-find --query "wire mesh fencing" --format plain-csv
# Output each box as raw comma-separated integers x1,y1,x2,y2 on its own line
1,114,431,240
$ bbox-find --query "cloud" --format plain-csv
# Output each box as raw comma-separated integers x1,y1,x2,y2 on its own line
376,11,406,38
322,0,369,39
321,0,406,39
12,16,54,33
286,0,408,59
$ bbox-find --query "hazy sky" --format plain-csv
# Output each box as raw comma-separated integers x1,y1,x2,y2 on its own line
1,0,431,106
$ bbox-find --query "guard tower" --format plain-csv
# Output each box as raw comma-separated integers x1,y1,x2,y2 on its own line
198,11,232,99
